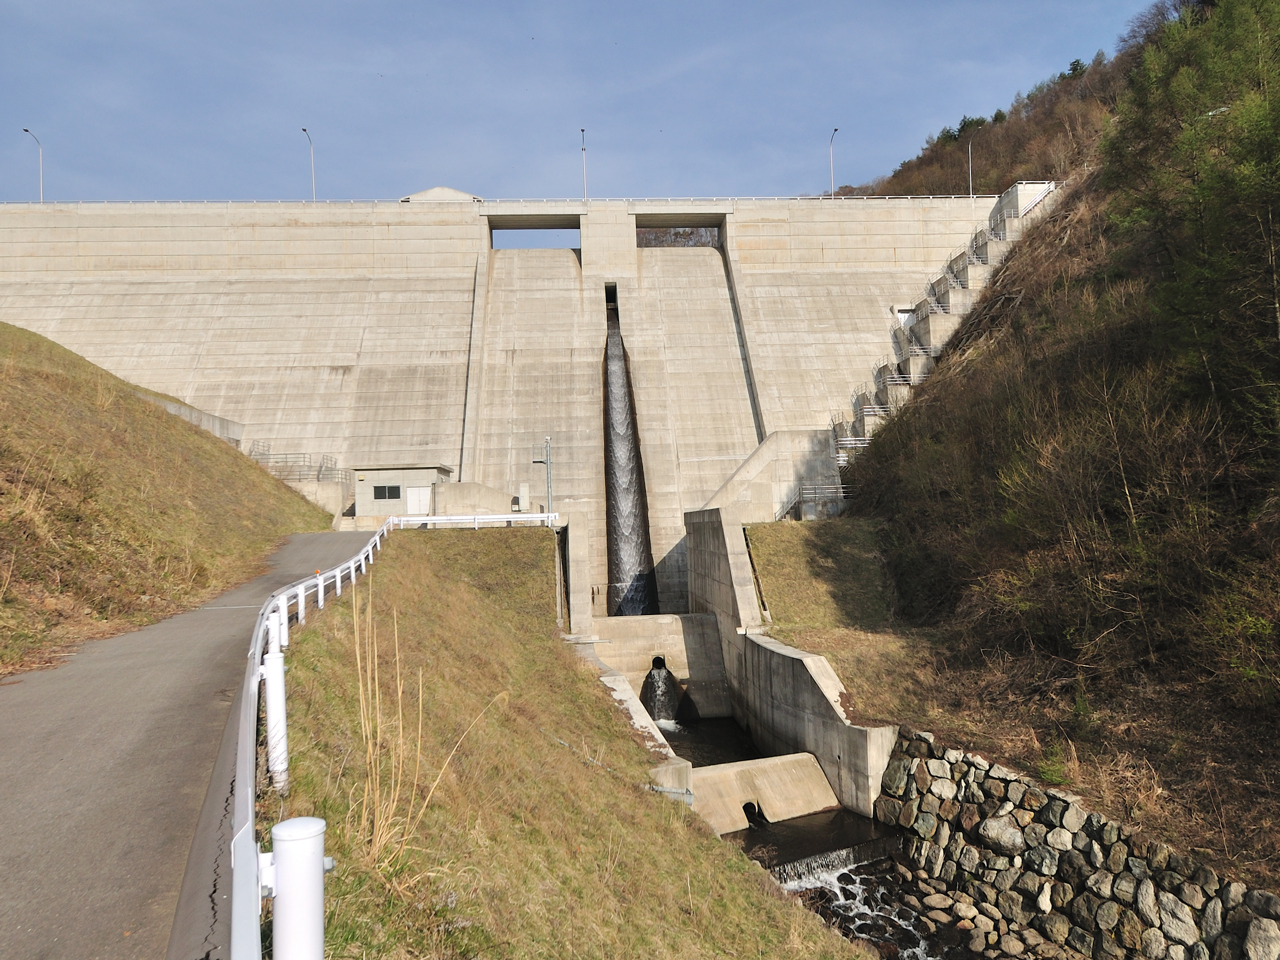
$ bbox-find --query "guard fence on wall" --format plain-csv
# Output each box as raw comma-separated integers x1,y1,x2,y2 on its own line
229,512,558,959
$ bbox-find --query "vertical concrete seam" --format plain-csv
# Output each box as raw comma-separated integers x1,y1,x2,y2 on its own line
719,216,766,443
458,245,490,481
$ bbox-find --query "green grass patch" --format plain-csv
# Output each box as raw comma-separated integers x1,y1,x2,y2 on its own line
745,517,890,639
276,528,861,959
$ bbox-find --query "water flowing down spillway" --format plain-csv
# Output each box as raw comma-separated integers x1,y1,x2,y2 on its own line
603,304,659,616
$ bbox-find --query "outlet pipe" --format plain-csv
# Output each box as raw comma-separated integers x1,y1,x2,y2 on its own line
269,817,330,959
263,651,289,793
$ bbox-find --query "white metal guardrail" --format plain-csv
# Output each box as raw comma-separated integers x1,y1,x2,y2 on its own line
229,512,557,959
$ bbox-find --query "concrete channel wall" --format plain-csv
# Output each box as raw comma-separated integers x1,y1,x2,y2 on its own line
685,506,897,817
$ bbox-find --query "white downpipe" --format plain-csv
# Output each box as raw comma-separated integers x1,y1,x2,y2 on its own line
263,651,289,793
269,817,329,960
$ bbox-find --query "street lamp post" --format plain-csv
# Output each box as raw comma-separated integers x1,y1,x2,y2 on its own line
533,435,562,627
533,437,553,517
968,124,987,198
580,129,587,202
301,128,315,202
829,128,839,198
22,129,42,203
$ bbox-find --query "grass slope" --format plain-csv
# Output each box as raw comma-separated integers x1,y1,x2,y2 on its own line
277,528,860,959
0,322,330,673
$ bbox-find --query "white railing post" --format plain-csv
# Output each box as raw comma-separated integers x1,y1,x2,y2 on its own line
316,572,324,609
270,817,328,960
277,606,289,650
267,610,281,654
335,566,342,597
297,585,306,626
263,651,289,793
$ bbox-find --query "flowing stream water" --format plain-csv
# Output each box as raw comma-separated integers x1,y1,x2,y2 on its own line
725,805,952,959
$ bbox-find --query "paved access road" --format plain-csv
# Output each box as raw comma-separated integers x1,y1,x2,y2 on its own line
0,532,371,960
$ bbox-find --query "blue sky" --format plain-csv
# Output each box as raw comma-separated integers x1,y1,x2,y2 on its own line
0,1,1154,203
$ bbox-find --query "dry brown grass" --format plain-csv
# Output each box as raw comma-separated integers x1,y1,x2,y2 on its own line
0,322,330,674
747,516,1280,889
277,528,865,959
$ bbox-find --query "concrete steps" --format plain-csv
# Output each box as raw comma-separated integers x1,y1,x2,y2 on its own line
838,181,1064,460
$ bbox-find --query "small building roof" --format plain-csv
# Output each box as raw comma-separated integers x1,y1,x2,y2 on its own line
353,464,453,475
400,186,481,202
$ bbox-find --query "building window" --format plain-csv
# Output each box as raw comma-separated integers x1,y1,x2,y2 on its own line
373,485,401,500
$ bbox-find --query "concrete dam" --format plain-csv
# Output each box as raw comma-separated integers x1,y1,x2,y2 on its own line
0,186,1055,617
0,183,1056,846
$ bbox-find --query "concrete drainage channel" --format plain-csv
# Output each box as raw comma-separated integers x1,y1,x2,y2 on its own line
579,625,948,960
575,508,1280,960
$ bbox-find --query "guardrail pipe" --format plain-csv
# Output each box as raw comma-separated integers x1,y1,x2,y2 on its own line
271,817,328,960
263,651,289,793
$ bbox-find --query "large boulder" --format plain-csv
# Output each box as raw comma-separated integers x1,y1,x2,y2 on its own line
978,816,1027,857
1245,919,1280,960
1160,890,1201,946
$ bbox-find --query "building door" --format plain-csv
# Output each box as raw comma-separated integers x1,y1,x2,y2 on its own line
406,486,432,515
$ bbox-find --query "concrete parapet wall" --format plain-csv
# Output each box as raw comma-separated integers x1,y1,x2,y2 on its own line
136,392,244,446
283,478,348,518
691,753,840,835
702,429,840,523
433,480,521,516
685,506,897,817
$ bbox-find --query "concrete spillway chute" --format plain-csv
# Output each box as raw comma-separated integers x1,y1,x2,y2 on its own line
602,284,659,615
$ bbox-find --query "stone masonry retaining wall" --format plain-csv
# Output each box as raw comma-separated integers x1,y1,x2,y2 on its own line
876,728,1280,960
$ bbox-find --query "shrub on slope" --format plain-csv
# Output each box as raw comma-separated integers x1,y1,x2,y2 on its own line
0,322,330,673
850,0,1280,700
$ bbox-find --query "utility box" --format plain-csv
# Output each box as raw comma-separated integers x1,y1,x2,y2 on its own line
353,464,453,519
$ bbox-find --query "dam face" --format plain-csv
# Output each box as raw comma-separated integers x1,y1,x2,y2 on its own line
0,189,998,617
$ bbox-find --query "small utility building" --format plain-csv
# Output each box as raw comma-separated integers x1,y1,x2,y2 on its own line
353,464,452,517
